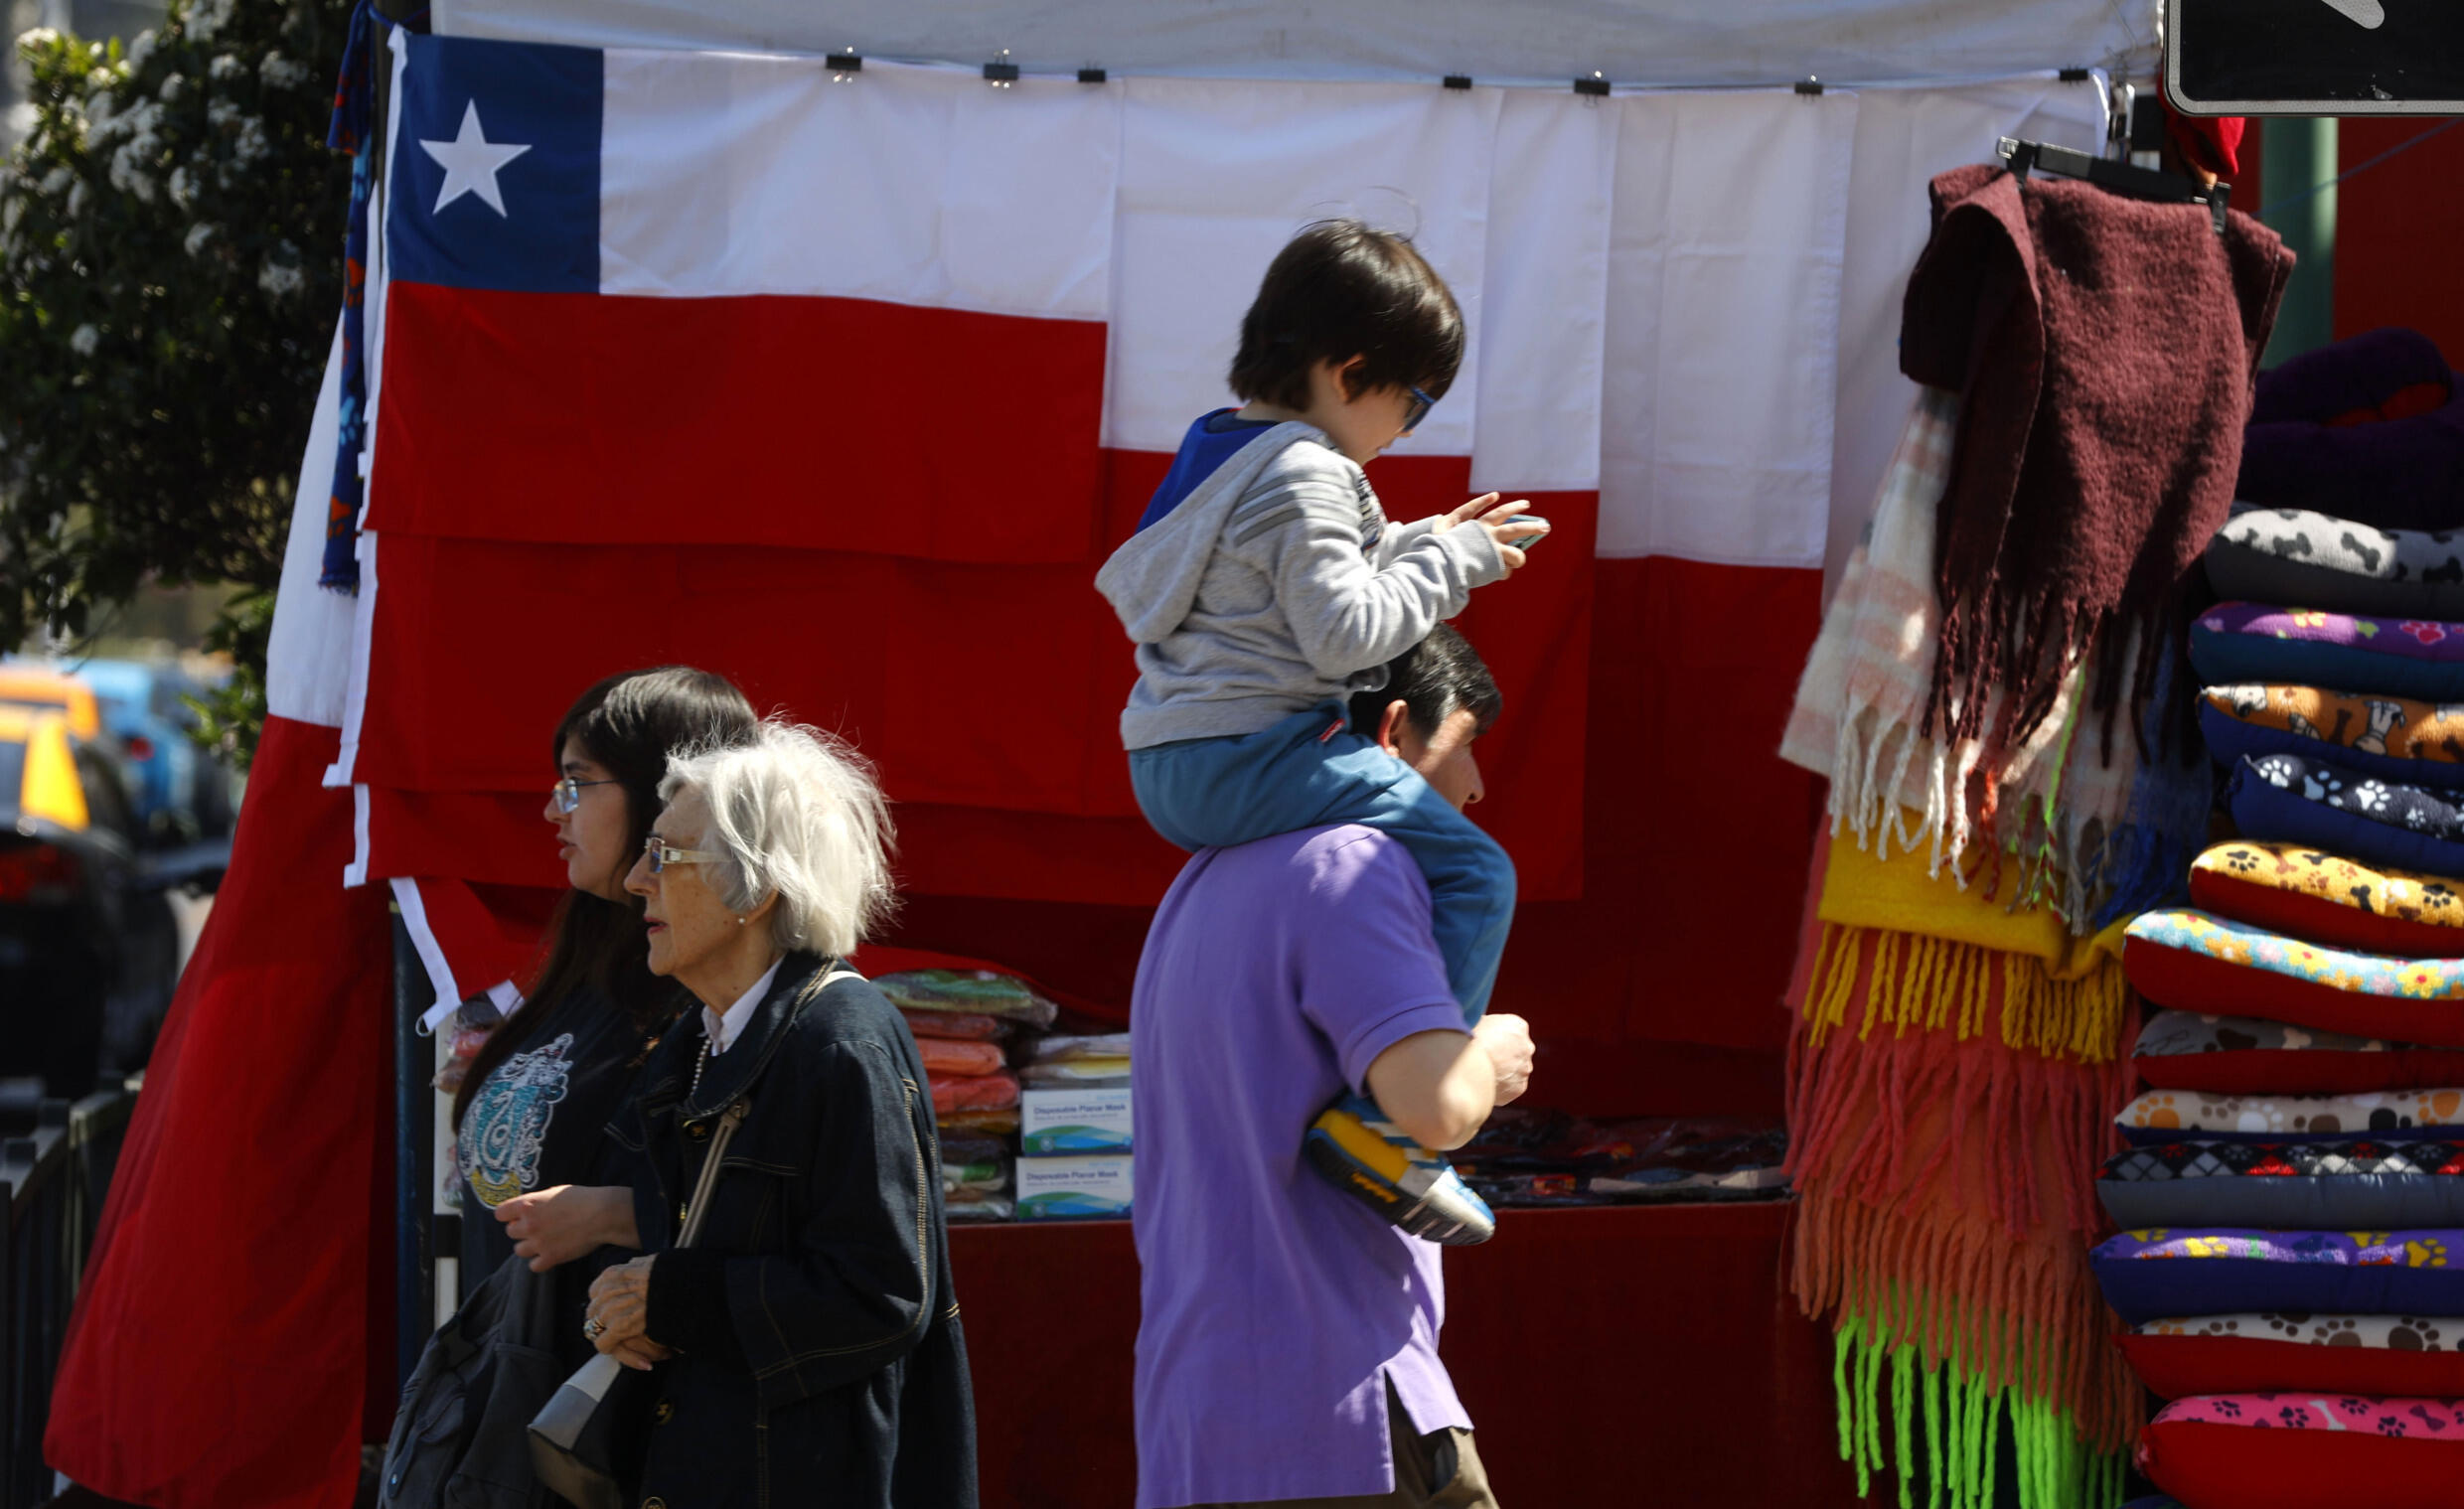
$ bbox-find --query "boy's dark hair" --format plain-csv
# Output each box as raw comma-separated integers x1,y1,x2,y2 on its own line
452,666,760,1131
1348,624,1501,744
1228,220,1465,411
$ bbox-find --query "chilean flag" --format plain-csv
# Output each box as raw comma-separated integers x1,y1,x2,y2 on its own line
336,35,1880,1059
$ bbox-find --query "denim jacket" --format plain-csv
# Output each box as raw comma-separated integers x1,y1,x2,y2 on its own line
606,953,977,1508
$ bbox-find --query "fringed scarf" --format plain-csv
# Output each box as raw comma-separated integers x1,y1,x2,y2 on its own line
1781,389,2208,929
1899,163,2291,760
1782,834,2141,1508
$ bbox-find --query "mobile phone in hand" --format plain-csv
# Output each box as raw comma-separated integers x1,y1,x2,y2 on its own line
1509,520,1549,550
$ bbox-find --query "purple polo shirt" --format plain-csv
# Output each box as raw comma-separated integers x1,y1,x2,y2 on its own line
1131,826,1473,1509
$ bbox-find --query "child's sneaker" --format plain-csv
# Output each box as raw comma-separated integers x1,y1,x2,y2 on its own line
1304,1091,1495,1245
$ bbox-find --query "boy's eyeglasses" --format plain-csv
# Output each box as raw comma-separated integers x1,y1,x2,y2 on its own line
1402,386,1438,433
641,834,723,875
552,775,620,814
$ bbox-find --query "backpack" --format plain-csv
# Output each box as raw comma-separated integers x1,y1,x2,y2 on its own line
378,1255,566,1509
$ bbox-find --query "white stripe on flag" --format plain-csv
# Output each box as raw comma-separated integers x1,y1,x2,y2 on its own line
599,55,1118,319
1598,88,1857,566
264,318,357,731
1469,90,1617,495
1106,76,1499,457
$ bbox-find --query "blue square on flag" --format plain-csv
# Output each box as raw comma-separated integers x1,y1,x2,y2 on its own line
387,36,599,293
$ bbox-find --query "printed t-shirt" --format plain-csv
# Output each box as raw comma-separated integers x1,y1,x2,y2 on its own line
1134,408,1281,532
455,984,662,1284
1132,825,1474,1509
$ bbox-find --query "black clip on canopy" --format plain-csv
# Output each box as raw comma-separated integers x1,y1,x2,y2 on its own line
1996,136,2230,236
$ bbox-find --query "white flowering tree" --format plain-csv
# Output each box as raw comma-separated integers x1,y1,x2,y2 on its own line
1,0,349,764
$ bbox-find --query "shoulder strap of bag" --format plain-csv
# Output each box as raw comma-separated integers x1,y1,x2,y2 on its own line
673,967,862,1248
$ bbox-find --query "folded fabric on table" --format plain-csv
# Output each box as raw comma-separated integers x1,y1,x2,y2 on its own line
931,1072,1020,1116
2200,683,2464,788
2228,752,2464,879
2206,506,2464,620
899,1006,1009,1043
1019,1057,1130,1089
2133,1009,2464,1095
2124,908,2464,1047
2139,1394,2464,1509
2118,1087,2464,1143
2096,1137,2464,1228
916,1038,1007,1078
2189,603,2464,703
1027,1032,1133,1063
2123,1312,2464,1400
875,969,1059,1028
2190,840,2464,959
2091,1227,2464,1325
936,1107,1019,1136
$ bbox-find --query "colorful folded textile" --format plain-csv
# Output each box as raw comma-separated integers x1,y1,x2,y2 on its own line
899,1007,1009,1042
2201,682,2464,788
2190,603,2464,702
2131,1009,2464,1095
930,1073,1020,1116
917,1038,1007,1078
2090,1227,2464,1325
2118,1086,2464,1142
2139,1394,2464,1509
2124,1312,2464,1401
2125,907,2464,1047
875,969,1059,1028
2096,1136,2464,1229
2208,506,2464,621
2190,840,2464,960
1805,836,2133,1064
1027,1032,1133,1063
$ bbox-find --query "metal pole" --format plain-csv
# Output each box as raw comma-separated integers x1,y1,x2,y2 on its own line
2260,116,2339,365
390,913,431,1391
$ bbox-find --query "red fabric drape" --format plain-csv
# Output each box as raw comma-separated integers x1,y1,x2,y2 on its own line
47,717,393,1509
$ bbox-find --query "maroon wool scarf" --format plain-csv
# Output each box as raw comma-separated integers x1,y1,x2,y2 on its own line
1900,163,2292,759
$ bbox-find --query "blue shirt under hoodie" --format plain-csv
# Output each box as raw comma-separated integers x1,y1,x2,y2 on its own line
1135,410,1282,532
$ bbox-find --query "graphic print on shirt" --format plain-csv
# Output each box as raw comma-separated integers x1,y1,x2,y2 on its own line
459,1031,576,1207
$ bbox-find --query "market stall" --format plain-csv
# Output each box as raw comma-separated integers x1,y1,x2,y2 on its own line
43,5,2193,1509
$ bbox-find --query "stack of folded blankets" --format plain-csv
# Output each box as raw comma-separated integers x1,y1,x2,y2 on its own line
2094,329,2464,1509
879,968,1058,1223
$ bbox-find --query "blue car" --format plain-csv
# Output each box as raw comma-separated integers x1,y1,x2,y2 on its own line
73,660,234,840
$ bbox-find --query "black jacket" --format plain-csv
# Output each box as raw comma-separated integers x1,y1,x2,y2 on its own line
606,953,977,1509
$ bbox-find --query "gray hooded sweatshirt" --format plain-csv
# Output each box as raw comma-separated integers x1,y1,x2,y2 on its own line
1095,421,1507,750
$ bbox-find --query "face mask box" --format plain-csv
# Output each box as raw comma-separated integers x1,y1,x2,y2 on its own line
1014,1153,1133,1220
1019,1087,1135,1156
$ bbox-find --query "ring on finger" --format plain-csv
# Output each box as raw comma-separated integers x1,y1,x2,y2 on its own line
582,1316,606,1341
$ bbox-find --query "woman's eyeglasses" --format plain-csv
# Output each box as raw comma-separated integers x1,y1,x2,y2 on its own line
641,834,723,875
551,775,620,814
1402,385,1438,433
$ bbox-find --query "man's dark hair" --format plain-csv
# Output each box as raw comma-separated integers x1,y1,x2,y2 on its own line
1227,220,1465,411
1348,624,1501,743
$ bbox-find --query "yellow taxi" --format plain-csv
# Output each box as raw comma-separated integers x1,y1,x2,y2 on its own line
0,665,104,743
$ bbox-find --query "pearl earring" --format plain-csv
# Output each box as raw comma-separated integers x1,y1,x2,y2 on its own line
735,916,747,926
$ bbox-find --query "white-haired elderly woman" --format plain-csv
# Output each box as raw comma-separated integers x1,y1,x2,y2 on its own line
584,721,977,1508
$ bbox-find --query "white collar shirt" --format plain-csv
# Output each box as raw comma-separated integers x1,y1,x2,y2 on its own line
701,956,784,1057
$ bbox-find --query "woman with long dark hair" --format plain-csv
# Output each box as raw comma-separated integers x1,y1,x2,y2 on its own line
452,666,758,1301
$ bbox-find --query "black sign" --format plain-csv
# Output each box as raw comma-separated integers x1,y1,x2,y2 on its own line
2168,0,2464,114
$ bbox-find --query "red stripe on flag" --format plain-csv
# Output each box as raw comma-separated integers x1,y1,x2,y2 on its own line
49,715,391,1509
367,283,1111,563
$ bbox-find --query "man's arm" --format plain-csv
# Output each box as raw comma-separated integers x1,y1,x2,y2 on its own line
1363,1014,1534,1151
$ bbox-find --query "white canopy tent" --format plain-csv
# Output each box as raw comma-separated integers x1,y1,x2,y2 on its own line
433,0,2158,90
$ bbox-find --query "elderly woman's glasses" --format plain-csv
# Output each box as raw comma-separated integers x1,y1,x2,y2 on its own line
642,834,723,875
551,775,620,814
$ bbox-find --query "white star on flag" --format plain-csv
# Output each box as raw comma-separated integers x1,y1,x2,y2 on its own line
419,100,532,218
